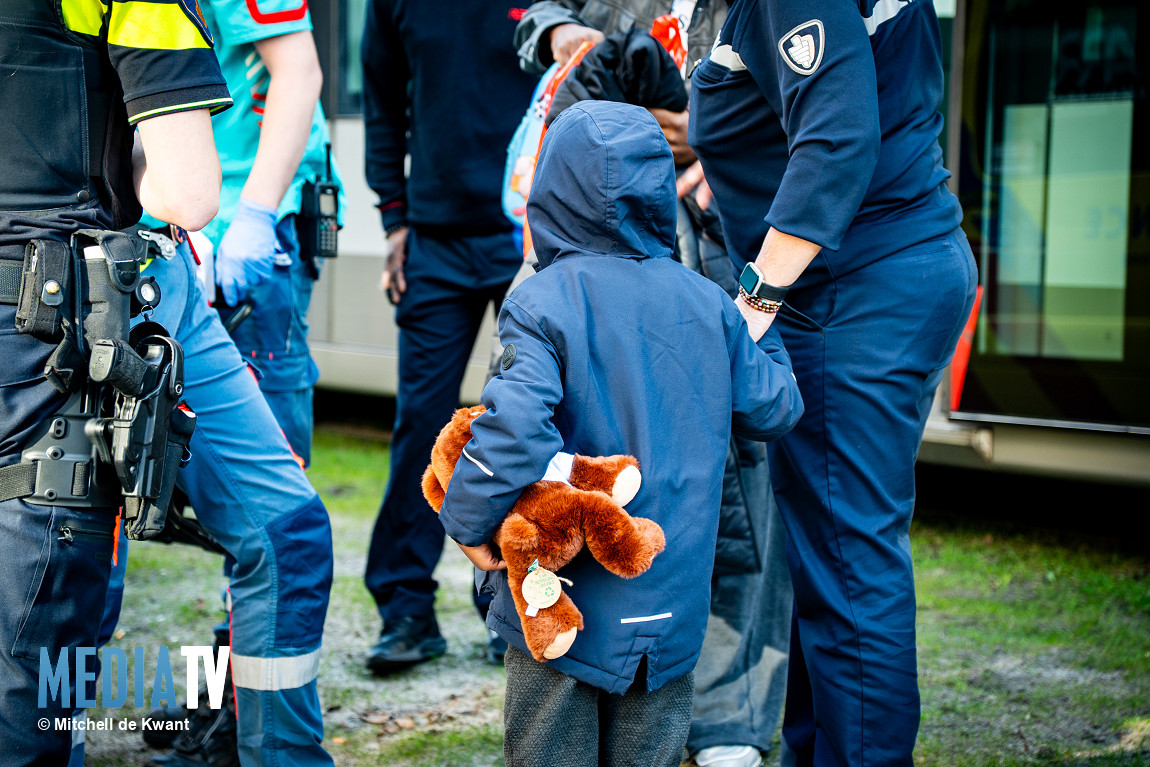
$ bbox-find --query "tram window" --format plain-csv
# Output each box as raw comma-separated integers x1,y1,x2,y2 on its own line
956,0,1148,431
338,0,367,115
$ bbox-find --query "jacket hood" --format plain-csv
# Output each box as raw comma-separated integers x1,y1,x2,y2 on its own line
527,101,676,269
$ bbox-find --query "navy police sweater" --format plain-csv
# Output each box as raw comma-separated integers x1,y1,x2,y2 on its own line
688,0,962,279
362,0,538,233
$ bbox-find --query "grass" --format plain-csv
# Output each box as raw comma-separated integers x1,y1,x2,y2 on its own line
84,427,1150,766
909,496,1150,767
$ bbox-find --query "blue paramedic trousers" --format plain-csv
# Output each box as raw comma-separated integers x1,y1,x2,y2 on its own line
87,241,333,766
365,228,521,622
772,229,977,767
147,242,332,766
218,214,320,467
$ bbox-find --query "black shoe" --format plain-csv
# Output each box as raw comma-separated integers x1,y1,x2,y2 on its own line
366,615,447,675
143,635,231,750
141,705,192,749
144,671,238,767
486,629,507,665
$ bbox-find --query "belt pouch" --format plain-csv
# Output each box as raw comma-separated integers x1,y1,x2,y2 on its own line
15,240,71,342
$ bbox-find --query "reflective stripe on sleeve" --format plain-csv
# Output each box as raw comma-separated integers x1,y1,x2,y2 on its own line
462,447,494,477
230,647,321,691
129,97,233,124
108,1,212,50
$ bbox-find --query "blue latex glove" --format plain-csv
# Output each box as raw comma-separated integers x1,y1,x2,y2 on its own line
215,197,279,306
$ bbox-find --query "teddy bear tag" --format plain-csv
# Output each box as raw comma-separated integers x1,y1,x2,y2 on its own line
522,559,572,617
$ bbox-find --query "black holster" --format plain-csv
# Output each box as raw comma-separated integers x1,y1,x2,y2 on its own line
10,228,195,540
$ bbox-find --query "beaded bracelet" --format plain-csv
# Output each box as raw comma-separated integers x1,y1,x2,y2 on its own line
738,286,783,314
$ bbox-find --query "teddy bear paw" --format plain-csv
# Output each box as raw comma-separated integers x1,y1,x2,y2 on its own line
542,627,578,660
611,465,642,507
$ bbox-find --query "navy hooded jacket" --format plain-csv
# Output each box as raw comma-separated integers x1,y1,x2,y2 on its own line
438,101,803,694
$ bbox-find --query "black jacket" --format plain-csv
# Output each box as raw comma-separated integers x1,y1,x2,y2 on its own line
362,0,540,233
515,0,727,78
546,29,688,126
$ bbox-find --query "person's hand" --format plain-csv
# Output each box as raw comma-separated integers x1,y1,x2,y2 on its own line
736,295,776,342
456,541,507,572
215,197,279,306
649,107,697,167
675,160,713,208
549,23,604,65
380,226,408,305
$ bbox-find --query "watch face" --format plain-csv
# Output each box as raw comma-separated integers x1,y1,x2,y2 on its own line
739,263,761,296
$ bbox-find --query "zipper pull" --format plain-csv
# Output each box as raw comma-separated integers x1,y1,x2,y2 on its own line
58,526,74,544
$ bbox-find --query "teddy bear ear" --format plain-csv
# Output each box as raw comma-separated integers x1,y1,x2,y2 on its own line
611,465,642,507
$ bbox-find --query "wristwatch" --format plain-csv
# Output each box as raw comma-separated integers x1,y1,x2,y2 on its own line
738,262,789,302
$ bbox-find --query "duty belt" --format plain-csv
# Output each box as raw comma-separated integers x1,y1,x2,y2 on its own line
0,228,177,307
0,249,27,305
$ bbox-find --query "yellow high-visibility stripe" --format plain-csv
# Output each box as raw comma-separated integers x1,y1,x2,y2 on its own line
129,97,232,123
61,0,107,37
108,1,211,50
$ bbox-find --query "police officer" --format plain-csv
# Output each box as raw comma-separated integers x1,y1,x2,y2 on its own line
688,1,979,765
1,3,336,766
0,0,228,762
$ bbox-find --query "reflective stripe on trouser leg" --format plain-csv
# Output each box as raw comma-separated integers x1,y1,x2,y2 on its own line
231,648,322,691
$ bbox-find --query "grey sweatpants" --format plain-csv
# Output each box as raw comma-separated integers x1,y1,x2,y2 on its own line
504,645,694,767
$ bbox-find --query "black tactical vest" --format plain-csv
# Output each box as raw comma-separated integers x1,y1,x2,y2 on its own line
0,0,138,240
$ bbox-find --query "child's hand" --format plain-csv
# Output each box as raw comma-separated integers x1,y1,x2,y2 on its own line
455,541,508,572
736,294,776,342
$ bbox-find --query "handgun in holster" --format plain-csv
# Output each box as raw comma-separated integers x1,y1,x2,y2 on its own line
9,228,196,540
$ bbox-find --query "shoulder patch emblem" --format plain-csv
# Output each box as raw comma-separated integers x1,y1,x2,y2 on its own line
778,19,824,76
501,344,517,370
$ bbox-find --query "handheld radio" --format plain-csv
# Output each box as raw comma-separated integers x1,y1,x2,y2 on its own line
300,143,340,259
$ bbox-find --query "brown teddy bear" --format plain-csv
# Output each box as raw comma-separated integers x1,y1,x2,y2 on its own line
423,406,666,662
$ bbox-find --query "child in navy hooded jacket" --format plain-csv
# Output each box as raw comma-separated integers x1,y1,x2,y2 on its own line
438,101,803,765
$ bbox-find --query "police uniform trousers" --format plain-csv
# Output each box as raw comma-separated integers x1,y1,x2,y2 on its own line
97,242,334,767
0,265,118,763
771,228,977,767
365,227,522,623
218,214,320,466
